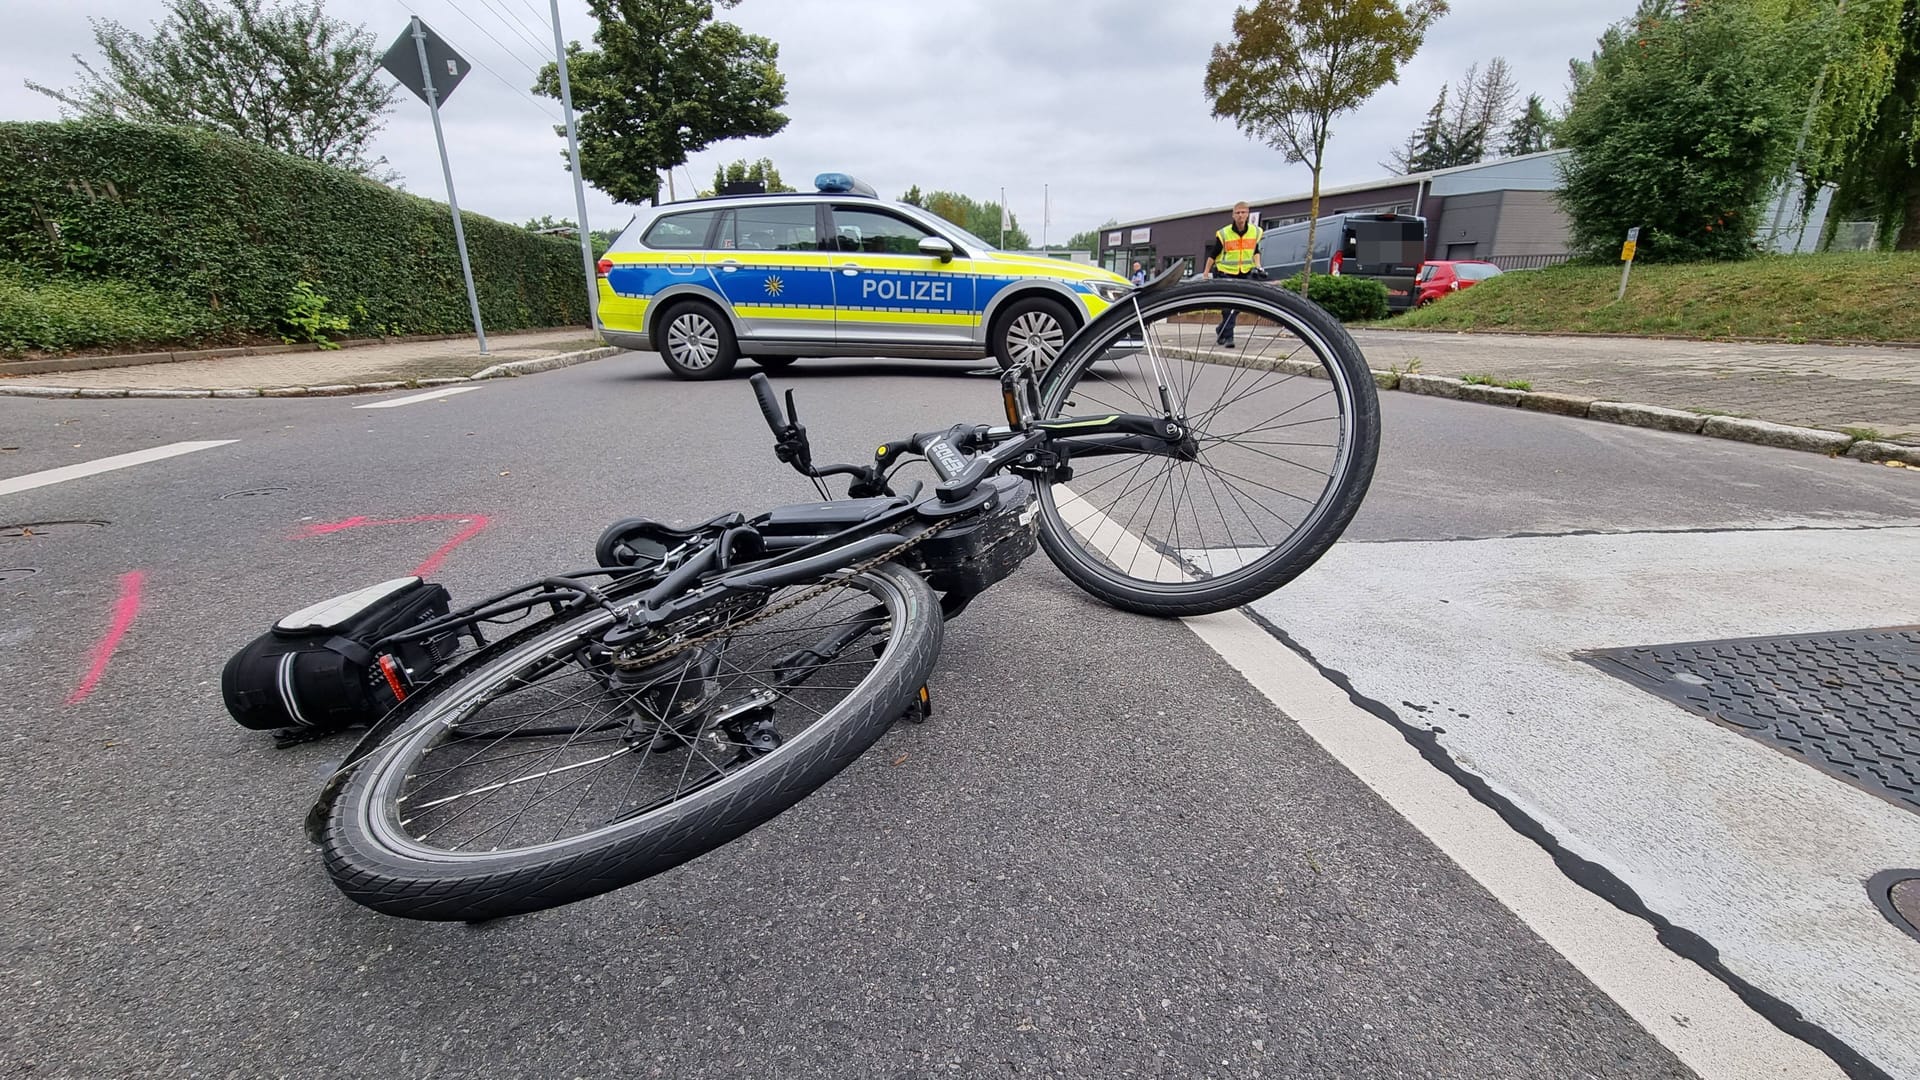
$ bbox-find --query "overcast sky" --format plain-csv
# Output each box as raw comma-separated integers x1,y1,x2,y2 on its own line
5,0,1631,243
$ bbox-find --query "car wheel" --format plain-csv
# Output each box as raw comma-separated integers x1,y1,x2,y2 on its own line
657,301,739,380
754,356,798,371
992,295,1074,373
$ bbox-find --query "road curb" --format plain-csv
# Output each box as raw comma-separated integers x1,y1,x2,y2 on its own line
0,346,622,401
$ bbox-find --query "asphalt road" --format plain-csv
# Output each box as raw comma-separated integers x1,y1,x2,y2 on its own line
4,350,1912,1078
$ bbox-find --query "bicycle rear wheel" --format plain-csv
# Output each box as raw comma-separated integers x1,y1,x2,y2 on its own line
320,561,941,921
1033,280,1380,617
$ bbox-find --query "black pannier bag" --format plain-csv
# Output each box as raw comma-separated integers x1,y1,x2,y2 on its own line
222,577,457,736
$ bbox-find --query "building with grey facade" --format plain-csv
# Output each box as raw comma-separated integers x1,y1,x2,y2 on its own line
1096,150,1574,277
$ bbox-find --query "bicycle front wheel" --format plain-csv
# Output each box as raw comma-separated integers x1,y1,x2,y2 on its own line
1033,280,1380,617
320,561,942,921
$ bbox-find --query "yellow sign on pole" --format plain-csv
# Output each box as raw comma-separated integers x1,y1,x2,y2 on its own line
1616,227,1641,303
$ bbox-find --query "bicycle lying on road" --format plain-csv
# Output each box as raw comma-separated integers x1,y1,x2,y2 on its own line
227,270,1382,921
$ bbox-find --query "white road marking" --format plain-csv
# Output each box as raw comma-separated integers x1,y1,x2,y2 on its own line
354,386,480,409
0,440,237,497
1242,527,1920,1078
1052,491,1851,1079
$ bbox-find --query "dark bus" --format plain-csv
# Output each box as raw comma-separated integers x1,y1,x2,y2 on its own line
1258,212,1427,313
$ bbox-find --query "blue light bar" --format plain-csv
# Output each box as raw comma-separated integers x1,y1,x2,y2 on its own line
814,173,877,198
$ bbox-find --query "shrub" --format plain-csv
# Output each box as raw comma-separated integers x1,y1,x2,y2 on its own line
0,120,590,351
1274,273,1390,322
0,268,222,354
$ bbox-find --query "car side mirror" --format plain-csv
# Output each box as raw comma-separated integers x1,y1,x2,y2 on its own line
918,236,955,263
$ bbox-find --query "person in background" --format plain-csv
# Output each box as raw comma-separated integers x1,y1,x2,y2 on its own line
1130,261,1147,287
1201,201,1263,348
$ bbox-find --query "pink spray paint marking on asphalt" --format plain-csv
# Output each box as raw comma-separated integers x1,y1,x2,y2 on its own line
66,570,147,705
290,513,493,577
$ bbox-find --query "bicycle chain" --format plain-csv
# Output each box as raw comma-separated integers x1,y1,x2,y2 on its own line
609,519,954,671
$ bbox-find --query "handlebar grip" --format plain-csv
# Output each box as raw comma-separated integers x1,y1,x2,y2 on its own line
748,373,786,432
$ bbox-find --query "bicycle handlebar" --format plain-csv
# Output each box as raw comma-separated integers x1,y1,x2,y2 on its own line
748,373,787,433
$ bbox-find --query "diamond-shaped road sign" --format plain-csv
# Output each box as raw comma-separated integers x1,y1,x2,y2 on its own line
379,19,470,107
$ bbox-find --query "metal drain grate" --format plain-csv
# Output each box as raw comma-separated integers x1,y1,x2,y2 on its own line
1583,627,1920,814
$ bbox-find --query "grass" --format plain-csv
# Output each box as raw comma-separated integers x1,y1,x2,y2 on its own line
1383,251,1920,343
1460,373,1533,391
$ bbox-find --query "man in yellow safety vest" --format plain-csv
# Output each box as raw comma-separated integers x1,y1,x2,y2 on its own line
1202,201,1263,348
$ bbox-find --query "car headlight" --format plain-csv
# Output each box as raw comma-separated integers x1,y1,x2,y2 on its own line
1082,279,1134,303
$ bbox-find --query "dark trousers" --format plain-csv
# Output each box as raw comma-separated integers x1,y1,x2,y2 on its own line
1214,270,1252,342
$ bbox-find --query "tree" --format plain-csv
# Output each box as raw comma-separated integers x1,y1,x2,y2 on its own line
1464,58,1518,162
922,190,1029,249
533,0,788,205
1557,0,1815,261
707,157,793,195
1818,0,1919,249
1501,93,1554,156
24,0,396,177
898,185,925,207
1205,0,1448,298
1065,220,1119,251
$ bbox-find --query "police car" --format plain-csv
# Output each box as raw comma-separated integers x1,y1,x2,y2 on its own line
594,174,1136,379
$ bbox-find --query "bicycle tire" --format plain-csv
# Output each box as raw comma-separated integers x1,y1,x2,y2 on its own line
1032,279,1380,617
320,561,941,921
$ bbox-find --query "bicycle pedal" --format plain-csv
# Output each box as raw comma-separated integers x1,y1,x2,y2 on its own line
902,685,932,724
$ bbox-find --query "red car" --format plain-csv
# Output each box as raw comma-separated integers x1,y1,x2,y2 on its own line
1415,260,1503,307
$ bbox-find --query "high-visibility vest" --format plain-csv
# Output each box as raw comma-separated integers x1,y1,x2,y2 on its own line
1214,223,1263,275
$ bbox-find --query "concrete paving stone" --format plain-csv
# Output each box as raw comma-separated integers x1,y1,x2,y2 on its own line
126,389,212,399
74,388,128,398
1700,416,1855,453
260,387,308,397
1518,391,1595,417
356,381,407,392
1846,441,1920,465
1371,369,1400,390
210,388,261,398
1397,373,1467,400
415,377,470,387
1589,401,1707,433
301,384,357,396
1457,383,1526,407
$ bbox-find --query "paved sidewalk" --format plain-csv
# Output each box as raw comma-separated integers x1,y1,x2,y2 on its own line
1350,329,1920,443
0,328,605,391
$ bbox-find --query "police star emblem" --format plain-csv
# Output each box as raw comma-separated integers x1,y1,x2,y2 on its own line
763,275,784,298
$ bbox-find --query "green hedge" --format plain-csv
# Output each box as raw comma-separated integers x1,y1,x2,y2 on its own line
0,266,221,353
1273,273,1390,322
0,121,589,353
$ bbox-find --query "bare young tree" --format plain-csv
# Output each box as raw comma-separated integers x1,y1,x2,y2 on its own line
1206,0,1449,298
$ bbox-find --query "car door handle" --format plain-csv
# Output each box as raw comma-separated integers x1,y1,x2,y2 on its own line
718,259,741,272
839,263,861,275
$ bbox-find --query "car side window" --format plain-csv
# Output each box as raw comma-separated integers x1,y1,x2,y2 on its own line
643,210,720,250
1457,263,1499,281
829,207,934,255
1417,265,1436,282
720,204,819,252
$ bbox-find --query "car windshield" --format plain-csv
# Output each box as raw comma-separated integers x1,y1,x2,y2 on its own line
927,216,997,253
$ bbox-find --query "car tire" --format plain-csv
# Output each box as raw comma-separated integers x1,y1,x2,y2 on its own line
991,294,1075,373
753,356,798,371
656,300,739,380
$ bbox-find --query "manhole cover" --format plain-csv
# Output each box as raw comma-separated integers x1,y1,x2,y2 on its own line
217,487,288,500
1868,870,1920,943
1583,627,1920,813
0,520,110,539
0,567,39,583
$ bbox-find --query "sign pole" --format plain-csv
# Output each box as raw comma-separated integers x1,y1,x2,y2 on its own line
548,0,600,331
1617,226,1640,303
412,16,487,354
